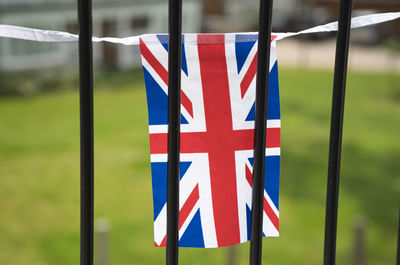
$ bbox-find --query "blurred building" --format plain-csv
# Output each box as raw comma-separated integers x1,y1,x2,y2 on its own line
310,0,400,13
202,0,303,32
0,0,201,70
203,0,400,40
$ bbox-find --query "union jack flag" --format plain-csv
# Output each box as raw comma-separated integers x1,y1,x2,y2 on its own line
140,33,280,248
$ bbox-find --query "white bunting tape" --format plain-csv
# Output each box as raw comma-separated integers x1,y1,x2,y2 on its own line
274,12,400,40
0,12,399,45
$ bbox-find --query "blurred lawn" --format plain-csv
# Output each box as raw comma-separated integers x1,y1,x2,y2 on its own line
0,67,399,265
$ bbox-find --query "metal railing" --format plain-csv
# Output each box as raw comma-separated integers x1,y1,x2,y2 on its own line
76,1,400,265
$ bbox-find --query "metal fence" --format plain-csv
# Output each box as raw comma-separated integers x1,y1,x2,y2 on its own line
76,0,400,265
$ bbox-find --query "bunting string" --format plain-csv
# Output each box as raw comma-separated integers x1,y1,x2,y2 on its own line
0,12,399,45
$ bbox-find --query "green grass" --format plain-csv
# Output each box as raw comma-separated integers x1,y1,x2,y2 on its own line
0,67,399,265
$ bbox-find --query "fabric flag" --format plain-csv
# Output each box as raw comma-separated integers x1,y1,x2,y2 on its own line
140,33,280,248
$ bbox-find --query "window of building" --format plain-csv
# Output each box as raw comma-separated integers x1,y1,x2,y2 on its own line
131,16,149,30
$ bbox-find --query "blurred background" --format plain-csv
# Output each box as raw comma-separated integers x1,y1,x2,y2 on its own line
0,0,399,265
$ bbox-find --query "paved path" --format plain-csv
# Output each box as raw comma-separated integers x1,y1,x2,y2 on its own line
276,39,400,73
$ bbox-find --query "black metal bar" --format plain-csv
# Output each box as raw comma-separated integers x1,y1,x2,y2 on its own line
249,0,273,265
77,0,94,265
166,0,182,264
397,208,399,265
323,1,353,265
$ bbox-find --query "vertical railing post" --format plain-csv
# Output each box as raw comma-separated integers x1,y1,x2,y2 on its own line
166,0,182,264
249,0,273,265
396,208,399,265
353,217,366,265
77,0,94,265
323,1,353,265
